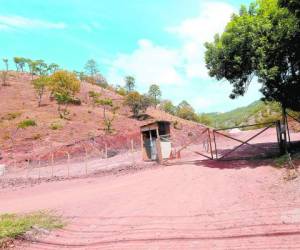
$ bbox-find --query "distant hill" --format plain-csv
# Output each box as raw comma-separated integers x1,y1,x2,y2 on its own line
205,101,283,129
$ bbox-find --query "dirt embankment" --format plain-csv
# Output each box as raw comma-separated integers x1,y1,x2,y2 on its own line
0,72,207,167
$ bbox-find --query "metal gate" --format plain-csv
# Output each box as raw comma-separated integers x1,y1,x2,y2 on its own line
176,128,214,160
286,112,300,150
211,121,281,160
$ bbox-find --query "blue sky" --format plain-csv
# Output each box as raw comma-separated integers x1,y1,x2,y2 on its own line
0,0,261,113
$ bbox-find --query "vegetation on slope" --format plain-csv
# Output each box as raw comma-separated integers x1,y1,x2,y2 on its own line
204,101,283,129
0,211,63,248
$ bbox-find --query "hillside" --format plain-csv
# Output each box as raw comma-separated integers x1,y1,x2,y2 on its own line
205,101,283,129
0,72,206,166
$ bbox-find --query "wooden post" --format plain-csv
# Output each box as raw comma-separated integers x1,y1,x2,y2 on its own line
26,160,30,179
281,106,288,154
67,152,70,178
213,130,218,159
105,144,108,159
207,129,214,160
85,147,88,176
51,153,54,178
140,133,145,161
131,139,135,167
38,158,41,180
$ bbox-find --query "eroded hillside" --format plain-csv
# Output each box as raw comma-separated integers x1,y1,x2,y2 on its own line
0,72,206,166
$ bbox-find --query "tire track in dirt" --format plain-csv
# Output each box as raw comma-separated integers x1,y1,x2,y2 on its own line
2,160,300,249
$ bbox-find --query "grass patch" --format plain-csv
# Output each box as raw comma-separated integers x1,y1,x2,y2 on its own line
274,154,289,168
0,211,63,247
274,153,300,167
17,119,36,129
49,122,63,130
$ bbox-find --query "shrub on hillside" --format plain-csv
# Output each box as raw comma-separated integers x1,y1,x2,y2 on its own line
48,71,81,119
32,76,50,107
125,91,151,118
18,119,36,129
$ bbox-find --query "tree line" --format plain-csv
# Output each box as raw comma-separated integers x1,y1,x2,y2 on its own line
0,57,212,128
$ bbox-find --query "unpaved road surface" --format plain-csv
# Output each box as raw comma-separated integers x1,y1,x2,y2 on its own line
1,160,300,249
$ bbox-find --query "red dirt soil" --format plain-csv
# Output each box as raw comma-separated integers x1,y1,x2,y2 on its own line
0,72,206,167
1,158,300,249
2,72,300,249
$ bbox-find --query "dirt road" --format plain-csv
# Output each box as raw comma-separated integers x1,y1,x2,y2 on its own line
1,160,300,249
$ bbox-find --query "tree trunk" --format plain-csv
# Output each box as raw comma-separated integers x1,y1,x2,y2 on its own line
281,105,288,154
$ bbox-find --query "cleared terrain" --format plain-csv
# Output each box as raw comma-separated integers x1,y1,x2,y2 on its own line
1,153,300,249
1,72,300,250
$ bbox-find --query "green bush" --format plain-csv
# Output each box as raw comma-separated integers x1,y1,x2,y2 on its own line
18,119,36,129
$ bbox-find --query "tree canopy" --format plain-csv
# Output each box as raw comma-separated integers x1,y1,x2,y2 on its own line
148,84,162,106
176,101,198,121
205,0,300,111
84,59,99,77
125,91,150,118
124,76,135,93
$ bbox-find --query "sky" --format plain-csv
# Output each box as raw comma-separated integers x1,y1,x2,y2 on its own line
0,0,261,113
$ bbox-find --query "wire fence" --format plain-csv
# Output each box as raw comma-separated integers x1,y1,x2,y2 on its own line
0,135,141,182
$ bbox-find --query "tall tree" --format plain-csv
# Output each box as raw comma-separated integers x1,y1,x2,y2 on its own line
26,59,39,79
124,76,135,92
84,59,99,77
205,0,300,111
205,0,300,151
148,84,162,107
13,57,21,71
32,76,49,107
279,0,300,17
2,58,8,71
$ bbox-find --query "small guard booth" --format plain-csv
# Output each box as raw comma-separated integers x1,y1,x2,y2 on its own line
140,121,172,163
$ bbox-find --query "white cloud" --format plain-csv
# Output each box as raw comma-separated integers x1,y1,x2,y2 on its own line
167,2,235,43
106,2,261,112
107,39,185,87
168,1,235,79
108,1,235,89
0,15,66,30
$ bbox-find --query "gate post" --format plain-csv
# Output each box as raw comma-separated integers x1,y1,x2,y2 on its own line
276,120,284,154
212,130,218,160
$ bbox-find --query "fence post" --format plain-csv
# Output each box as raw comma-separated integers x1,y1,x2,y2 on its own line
26,160,30,180
131,139,135,167
105,144,108,159
38,158,41,180
84,147,88,176
67,152,70,178
51,153,54,178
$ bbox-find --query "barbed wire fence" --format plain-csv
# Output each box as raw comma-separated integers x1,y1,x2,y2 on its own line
0,134,141,182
